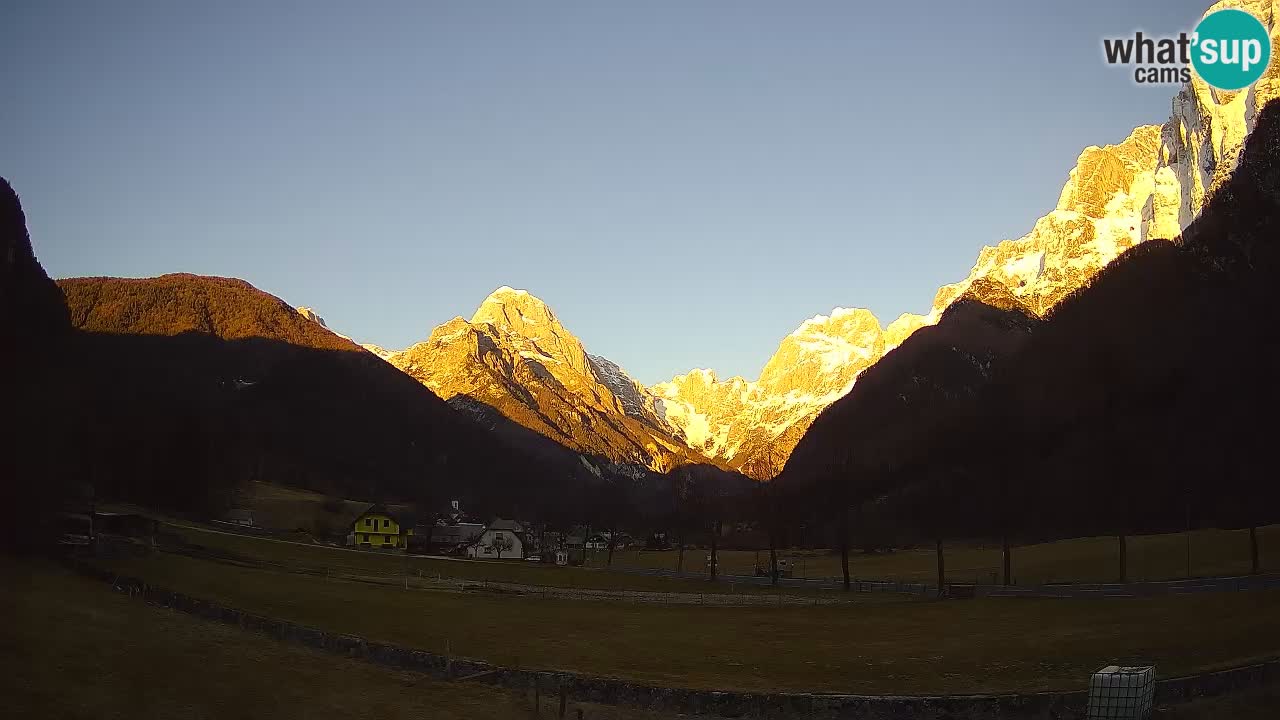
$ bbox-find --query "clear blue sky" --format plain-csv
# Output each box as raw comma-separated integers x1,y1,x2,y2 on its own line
4,0,1213,384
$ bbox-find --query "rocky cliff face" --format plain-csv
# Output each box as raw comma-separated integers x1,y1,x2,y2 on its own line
1147,0,1280,241
929,124,1163,318
655,0,1280,478
933,0,1280,321
385,287,705,474
651,308,887,478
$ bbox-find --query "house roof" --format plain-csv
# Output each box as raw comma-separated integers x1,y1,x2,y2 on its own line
347,503,415,530
430,523,485,544
487,518,524,533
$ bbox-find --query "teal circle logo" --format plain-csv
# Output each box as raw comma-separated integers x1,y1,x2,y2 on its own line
1191,8,1272,91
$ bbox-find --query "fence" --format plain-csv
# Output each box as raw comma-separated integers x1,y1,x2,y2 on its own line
65,556,1280,720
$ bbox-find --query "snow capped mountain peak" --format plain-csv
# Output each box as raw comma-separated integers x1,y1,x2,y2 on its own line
361,343,402,362
651,306,888,476
296,305,355,342
379,287,703,473
297,306,327,327
470,287,571,351
476,286,543,319
790,307,875,338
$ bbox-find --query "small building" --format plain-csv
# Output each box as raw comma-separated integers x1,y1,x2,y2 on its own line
425,522,485,555
466,519,525,560
346,504,413,551
223,509,254,527
584,531,633,550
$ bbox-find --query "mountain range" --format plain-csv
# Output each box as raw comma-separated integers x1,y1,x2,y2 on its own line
8,0,1275,541
778,90,1280,545
323,0,1280,481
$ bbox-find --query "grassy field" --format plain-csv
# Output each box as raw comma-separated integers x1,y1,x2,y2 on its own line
93,547,1280,695
593,525,1280,584
1154,682,1280,719
232,481,1279,587
163,522,887,599
0,557,677,720
6,556,1275,718
167,517,1280,605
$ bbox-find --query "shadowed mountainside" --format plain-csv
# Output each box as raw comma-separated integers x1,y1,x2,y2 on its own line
52,273,612,519
778,99,1280,544
2,177,78,549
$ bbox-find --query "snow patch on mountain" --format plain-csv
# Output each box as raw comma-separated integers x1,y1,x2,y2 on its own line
361,343,403,362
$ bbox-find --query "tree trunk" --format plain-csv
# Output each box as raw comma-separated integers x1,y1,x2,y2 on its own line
677,529,686,575
710,519,720,580
1118,533,1127,583
1251,525,1260,575
583,524,591,567
839,506,851,591
1002,533,1012,586
607,525,617,567
768,535,778,586
768,523,779,587
935,537,945,599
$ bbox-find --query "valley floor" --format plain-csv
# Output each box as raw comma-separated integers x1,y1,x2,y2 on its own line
88,536,1280,696
0,558,677,720
4,552,1279,718
590,526,1280,585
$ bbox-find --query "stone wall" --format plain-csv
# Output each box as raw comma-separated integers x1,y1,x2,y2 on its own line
70,559,1278,719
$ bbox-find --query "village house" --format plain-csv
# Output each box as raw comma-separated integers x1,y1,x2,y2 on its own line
584,530,634,550
424,522,485,555
345,504,413,551
466,519,525,560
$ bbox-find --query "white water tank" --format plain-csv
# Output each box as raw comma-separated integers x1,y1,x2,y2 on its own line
1087,665,1155,719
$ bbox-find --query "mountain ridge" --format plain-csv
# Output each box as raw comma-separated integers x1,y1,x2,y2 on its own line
646,0,1280,477
54,272,612,519
310,0,1280,482
775,93,1280,544
381,286,711,476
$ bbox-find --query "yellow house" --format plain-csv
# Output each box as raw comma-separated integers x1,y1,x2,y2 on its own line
347,504,413,551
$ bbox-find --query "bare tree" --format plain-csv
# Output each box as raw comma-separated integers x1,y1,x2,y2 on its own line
709,515,721,580
490,532,513,560
607,524,618,567
833,452,853,592
757,456,782,587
